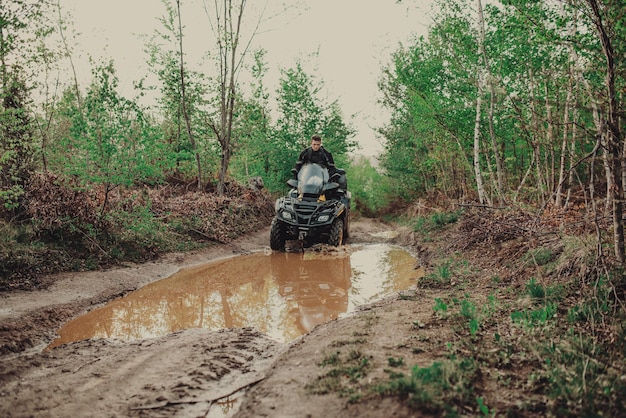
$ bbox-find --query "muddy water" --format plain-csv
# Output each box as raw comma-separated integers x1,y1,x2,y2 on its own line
49,244,421,349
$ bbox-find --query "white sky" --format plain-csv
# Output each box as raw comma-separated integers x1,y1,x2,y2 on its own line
60,0,433,157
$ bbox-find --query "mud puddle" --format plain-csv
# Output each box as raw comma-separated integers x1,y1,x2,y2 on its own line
50,244,422,349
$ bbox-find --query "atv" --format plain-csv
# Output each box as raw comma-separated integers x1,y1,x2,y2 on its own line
270,163,350,251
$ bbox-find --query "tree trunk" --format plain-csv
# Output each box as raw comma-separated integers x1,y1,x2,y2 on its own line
214,0,248,196
529,76,546,206
544,77,556,197
473,72,488,205
476,0,504,203
555,74,572,208
176,0,203,191
473,0,489,205
587,0,624,261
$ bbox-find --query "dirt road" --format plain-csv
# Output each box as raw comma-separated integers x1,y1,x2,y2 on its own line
1,218,431,418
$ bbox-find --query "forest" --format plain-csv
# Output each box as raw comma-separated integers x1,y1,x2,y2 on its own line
0,0,623,275
1,0,625,415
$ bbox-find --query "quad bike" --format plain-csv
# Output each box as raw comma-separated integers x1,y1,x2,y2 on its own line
270,163,350,251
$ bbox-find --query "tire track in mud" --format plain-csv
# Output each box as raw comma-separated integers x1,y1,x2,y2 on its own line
1,328,281,418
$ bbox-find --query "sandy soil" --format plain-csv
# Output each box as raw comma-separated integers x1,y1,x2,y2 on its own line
1,218,444,418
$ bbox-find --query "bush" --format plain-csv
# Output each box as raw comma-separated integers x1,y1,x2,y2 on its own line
1,173,275,290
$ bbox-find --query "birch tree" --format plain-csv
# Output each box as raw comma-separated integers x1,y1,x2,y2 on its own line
473,0,489,205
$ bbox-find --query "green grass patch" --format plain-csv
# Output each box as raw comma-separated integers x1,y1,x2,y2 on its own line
373,357,479,415
307,350,371,397
410,210,462,233
523,247,554,266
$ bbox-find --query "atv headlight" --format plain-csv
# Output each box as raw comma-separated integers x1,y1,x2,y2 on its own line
281,211,293,221
317,214,330,222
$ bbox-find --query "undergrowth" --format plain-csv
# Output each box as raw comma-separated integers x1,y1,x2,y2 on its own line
374,357,479,415
0,173,274,291
365,207,626,416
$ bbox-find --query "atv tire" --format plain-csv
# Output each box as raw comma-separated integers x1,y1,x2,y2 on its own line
328,219,344,247
270,218,287,251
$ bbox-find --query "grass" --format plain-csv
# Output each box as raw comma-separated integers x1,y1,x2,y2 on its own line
388,208,463,239
373,357,479,415
306,349,371,399
523,247,554,266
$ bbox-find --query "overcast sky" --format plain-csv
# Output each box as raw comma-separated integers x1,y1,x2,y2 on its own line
60,0,433,157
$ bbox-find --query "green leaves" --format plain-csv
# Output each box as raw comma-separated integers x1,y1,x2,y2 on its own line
378,0,625,213
56,61,169,203
231,60,356,194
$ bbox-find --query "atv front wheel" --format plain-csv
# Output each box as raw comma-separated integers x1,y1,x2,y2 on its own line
270,218,287,251
328,219,344,247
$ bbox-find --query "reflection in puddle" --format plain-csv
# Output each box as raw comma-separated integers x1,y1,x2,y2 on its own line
49,244,421,349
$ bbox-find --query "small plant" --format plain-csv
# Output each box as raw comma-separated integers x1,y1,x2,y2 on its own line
526,278,546,299
308,350,371,396
476,396,492,416
433,298,448,317
319,351,341,367
388,357,404,367
411,216,426,232
469,318,480,336
409,209,462,233
438,262,451,280
525,278,564,303
420,270,449,288
511,302,557,326
477,294,500,327
431,210,461,228
331,338,367,347
567,277,612,325
459,297,480,336
373,357,478,414
524,247,553,266
460,298,476,320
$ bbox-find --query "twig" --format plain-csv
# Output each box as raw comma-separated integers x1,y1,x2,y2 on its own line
130,375,266,411
189,228,225,244
72,358,101,373
455,203,508,210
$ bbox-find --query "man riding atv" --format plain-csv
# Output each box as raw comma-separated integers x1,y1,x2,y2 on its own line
270,135,350,250
293,134,338,179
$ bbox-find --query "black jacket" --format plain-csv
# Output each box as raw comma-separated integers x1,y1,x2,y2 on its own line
294,146,336,173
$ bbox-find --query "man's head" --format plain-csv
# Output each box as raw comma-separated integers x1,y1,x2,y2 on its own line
311,134,322,151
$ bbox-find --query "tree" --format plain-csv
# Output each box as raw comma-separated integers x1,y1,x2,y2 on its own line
174,0,203,190
0,73,34,215
58,61,164,214
377,20,475,201
473,0,489,205
229,49,273,187
349,156,389,216
204,0,266,195
0,0,54,216
583,0,624,261
272,61,356,190
143,0,209,186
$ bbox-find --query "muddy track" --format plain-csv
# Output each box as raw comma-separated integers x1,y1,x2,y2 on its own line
1,218,420,418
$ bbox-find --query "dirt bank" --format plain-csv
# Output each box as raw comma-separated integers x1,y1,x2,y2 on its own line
2,218,425,417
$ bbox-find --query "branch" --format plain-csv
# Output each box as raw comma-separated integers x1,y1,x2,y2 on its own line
130,375,266,411
455,203,508,210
